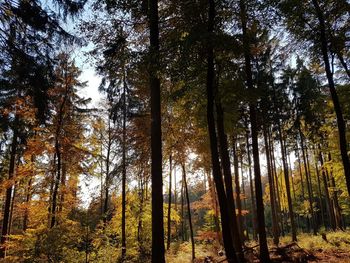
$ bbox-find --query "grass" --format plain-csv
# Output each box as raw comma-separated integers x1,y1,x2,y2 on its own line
166,241,218,263
166,231,350,262
279,230,350,251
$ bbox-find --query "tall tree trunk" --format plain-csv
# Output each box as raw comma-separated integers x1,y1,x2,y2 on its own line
240,155,248,241
59,159,67,213
103,123,112,223
23,177,32,232
137,170,145,252
0,26,18,259
263,124,279,245
299,129,317,235
319,150,336,230
296,147,306,202
306,146,318,231
51,138,61,228
121,74,127,260
327,153,343,230
8,184,16,236
100,132,104,216
233,138,244,242
148,0,165,260
312,0,350,197
180,177,186,241
216,102,244,259
276,121,297,241
239,0,270,260
206,1,237,261
296,144,309,232
208,171,221,244
51,74,70,228
167,156,172,250
270,136,284,236
246,130,257,240
182,164,195,261
313,150,326,229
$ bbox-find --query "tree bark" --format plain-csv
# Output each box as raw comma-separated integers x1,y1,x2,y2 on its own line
206,1,237,261
239,0,270,260
313,150,326,229
269,135,284,236
246,130,257,240
182,164,195,261
167,156,172,250
216,102,244,259
208,171,221,244
319,150,336,230
121,73,127,260
103,121,112,223
1,127,17,258
180,177,186,241
148,0,165,261
232,138,244,242
327,152,343,230
299,129,317,235
263,124,279,245
23,176,32,232
277,124,297,240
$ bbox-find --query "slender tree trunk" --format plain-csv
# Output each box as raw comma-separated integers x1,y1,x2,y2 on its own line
216,102,244,260
276,121,297,241
1,129,17,256
8,183,16,236
51,74,71,228
319,150,336,230
137,170,145,252
233,138,244,242
174,167,177,212
263,124,279,245
270,137,284,236
240,155,248,241
167,156,172,250
312,0,350,198
48,153,56,226
296,144,309,232
23,176,32,232
51,138,61,228
148,0,165,261
103,123,112,223
100,132,104,216
121,74,127,260
306,146,318,231
313,150,326,229
206,1,237,261
208,171,221,244
182,164,195,261
59,159,67,213
299,129,317,235
246,130,257,240
296,147,306,201
181,177,185,241
239,1,270,260
328,153,343,230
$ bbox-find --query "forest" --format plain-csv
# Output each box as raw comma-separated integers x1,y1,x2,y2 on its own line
0,0,350,262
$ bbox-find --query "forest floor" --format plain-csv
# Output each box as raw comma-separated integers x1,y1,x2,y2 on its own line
166,231,350,262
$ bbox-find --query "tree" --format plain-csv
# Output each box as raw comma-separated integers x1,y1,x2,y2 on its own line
277,0,350,199
148,0,165,262
238,0,270,261
205,1,238,262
